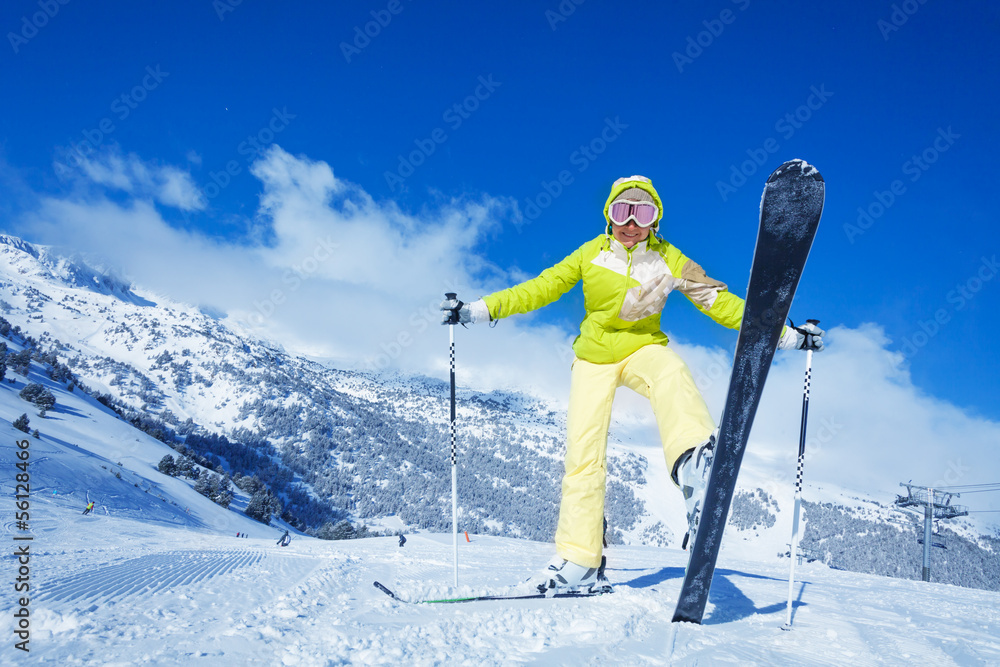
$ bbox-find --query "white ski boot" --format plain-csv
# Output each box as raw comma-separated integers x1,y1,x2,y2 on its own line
674,433,717,550
528,555,612,595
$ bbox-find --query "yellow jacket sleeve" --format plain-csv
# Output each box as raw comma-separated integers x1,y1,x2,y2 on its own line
697,290,745,330
482,245,584,320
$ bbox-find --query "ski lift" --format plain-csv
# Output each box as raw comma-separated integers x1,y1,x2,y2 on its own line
916,538,947,550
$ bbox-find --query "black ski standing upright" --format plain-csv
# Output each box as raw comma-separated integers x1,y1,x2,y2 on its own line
671,159,825,624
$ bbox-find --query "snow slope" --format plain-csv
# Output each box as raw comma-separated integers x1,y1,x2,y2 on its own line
2,371,999,665
8,508,1000,665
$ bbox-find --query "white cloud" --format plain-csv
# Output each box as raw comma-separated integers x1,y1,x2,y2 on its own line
70,148,206,212
155,166,205,211
78,151,133,191
19,145,522,374
246,147,502,298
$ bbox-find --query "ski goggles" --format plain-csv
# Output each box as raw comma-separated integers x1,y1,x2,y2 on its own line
608,200,659,227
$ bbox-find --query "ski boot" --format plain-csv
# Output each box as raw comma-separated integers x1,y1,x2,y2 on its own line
673,433,716,550
529,555,613,595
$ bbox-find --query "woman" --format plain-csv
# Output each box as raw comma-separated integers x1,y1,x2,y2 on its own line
443,175,823,593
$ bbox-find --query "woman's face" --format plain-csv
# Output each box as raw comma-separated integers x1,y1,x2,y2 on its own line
611,220,651,249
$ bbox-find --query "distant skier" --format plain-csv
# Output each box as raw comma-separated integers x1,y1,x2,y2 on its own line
398,534,406,548
82,501,95,515
277,530,291,547
443,175,824,594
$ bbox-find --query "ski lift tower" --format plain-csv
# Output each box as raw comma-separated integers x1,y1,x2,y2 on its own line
894,483,968,582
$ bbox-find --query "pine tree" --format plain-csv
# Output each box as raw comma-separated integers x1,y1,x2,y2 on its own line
245,489,278,524
194,471,212,497
13,413,30,433
157,455,178,476
325,520,356,540
215,488,233,509
19,383,56,412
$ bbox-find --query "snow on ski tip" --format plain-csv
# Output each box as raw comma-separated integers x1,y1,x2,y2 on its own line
767,158,824,183
757,160,825,242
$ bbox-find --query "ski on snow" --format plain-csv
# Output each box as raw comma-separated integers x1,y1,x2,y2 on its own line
671,159,825,625
373,581,611,604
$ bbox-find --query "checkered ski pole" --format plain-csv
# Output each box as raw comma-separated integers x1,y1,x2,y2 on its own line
783,321,818,629
444,293,460,587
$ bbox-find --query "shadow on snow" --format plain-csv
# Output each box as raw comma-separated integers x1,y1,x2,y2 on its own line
619,565,809,624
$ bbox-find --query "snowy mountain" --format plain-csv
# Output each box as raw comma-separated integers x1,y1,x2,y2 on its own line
0,233,997,594
2,234,1000,663
0,234,656,540
1,352,999,664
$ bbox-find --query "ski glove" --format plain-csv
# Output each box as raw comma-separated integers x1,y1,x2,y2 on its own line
440,297,490,325
778,319,825,352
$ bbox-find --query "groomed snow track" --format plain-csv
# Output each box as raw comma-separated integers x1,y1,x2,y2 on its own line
37,549,268,606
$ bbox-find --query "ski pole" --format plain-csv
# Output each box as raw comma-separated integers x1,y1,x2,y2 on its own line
783,320,818,630
444,293,460,587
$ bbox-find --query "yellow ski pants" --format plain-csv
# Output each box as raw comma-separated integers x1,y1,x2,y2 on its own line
555,344,716,568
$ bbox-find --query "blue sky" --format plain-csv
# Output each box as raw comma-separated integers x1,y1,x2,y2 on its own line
2,0,999,444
